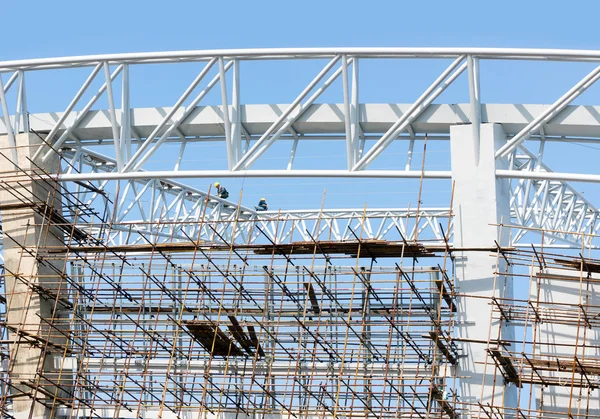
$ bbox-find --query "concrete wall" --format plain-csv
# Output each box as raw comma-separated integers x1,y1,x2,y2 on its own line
531,267,600,417
0,133,70,419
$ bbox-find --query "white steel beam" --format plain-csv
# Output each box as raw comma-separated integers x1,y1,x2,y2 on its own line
498,170,600,183
13,70,27,133
22,103,600,144
467,55,481,162
38,64,124,162
8,48,600,73
56,169,452,181
350,58,360,165
352,55,466,171
123,57,218,172
231,59,242,163
232,55,342,170
33,62,103,161
286,137,299,170
405,129,415,171
0,73,17,166
342,55,353,169
103,62,123,171
495,63,600,158
1,71,19,93
219,57,234,169
120,63,131,160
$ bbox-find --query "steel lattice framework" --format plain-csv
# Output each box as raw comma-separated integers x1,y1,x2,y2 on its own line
1,48,600,247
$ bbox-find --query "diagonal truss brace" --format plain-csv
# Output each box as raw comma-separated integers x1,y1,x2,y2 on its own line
352,55,466,171
232,55,347,171
496,63,600,159
123,58,220,172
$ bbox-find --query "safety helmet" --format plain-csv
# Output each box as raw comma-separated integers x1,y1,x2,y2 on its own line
260,198,266,201
214,182,220,188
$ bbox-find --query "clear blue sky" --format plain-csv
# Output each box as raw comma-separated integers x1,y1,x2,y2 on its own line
4,0,600,217
3,0,600,57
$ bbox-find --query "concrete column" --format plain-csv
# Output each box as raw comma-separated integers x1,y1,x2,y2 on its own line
450,124,517,416
0,133,70,419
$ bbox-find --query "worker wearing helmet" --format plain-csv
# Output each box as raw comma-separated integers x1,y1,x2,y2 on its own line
255,197,268,211
214,182,229,199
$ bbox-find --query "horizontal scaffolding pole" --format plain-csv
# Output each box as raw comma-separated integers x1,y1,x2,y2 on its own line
57,358,439,378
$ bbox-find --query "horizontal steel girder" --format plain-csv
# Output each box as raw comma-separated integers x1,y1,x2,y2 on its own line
13,103,600,145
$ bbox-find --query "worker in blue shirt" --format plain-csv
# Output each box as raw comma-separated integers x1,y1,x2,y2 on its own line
214,182,229,199
255,198,268,211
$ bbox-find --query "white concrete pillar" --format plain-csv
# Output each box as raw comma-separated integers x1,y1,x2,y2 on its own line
0,133,70,419
450,124,517,416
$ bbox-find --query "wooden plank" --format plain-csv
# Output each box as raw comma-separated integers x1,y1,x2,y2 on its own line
429,331,457,365
430,386,457,418
525,355,600,377
46,239,451,258
46,207,89,242
227,316,254,356
434,280,456,312
304,282,321,314
247,325,265,358
183,320,244,357
489,349,522,388
4,324,74,355
21,381,74,407
0,202,37,210
555,257,600,274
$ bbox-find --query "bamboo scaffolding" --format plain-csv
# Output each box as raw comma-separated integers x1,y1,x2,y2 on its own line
2,153,600,418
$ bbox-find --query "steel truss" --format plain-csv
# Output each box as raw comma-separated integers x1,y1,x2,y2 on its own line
58,140,600,249
58,147,450,246
1,48,600,248
508,146,600,247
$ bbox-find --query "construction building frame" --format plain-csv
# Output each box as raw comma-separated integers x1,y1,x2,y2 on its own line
0,48,599,418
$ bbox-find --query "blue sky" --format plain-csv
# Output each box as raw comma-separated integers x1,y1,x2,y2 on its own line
3,0,600,57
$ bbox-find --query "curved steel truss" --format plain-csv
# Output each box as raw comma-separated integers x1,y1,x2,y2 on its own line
1,48,600,248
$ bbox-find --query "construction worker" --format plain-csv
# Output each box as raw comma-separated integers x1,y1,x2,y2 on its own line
255,197,268,211
214,182,229,199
